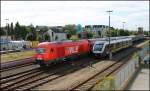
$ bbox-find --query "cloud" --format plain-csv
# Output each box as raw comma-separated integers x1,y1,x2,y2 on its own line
1,1,149,31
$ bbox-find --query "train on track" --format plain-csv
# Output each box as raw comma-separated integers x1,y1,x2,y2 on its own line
35,35,146,66
35,40,92,66
0,40,32,51
93,37,132,57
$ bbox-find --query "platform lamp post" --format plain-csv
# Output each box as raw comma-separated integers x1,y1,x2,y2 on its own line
106,10,113,60
135,25,138,35
5,18,9,54
122,21,126,31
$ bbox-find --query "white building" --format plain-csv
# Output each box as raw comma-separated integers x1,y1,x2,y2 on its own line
36,26,67,42
85,25,109,38
47,27,67,42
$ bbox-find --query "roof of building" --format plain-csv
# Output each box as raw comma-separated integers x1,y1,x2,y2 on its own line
36,26,49,31
36,26,66,33
50,27,66,33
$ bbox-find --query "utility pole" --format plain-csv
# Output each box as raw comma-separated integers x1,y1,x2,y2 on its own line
106,10,113,60
5,18,9,54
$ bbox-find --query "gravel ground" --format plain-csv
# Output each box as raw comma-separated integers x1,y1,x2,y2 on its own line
1,64,40,78
33,60,114,90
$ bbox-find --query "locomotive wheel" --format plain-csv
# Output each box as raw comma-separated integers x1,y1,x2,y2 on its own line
39,63,47,67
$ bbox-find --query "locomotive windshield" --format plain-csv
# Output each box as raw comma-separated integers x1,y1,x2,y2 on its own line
36,48,45,53
94,44,103,51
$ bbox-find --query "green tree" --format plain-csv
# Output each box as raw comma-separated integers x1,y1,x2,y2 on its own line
130,31,136,35
20,26,29,40
0,27,6,36
14,22,31,40
98,31,101,37
110,29,116,37
35,26,49,41
26,24,37,41
87,31,94,38
143,31,149,36
118,29,130,36
10,22,15,40
64,24,76,38
124,30,130,36
7,24,11,35
44,34,50,41
14,21,21,39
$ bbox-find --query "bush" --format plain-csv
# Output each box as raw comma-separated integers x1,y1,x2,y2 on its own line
70,35,79,41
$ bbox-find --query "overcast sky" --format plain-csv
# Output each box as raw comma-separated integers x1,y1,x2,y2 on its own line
1,1,149,31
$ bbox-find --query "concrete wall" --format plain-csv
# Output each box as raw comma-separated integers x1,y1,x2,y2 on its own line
113,57,139,90
91,54,139,90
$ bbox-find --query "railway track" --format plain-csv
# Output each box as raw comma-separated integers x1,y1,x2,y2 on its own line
0,57,34,72
1,66,41,81
0,49,33,55
1,56,103,91
68,52,133,90
0,62,34,72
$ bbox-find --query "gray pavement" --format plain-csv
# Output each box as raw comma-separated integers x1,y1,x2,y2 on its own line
129,67,149,90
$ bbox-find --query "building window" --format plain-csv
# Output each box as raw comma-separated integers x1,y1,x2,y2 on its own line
52,32,54,37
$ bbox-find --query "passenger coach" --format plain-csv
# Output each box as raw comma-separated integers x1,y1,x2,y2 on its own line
92,38,132,57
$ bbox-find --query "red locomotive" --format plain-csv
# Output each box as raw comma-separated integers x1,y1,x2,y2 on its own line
35,39,94,66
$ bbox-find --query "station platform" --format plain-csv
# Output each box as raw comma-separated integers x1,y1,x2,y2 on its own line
127,65,149,90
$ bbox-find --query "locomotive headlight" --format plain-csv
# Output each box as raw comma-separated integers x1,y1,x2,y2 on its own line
37,57,42,60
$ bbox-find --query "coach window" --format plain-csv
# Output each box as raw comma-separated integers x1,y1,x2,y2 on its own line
116,43,118,48
113,44,116,49
120,42,122,47
126,41,128,45
110,44,114,50
118,42,121,48
124,41,126,45
120,42,123,47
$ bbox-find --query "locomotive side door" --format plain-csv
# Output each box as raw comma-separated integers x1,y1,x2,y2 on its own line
57,45,65,58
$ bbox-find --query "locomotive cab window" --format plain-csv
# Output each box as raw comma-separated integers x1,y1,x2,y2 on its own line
94,44,103,51
36,48,45,53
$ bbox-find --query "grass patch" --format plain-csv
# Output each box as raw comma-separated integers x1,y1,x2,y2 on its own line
1,50,36,63
142,40,149,48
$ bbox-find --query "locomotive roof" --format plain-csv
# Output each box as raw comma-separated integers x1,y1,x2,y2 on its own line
38,39,88,46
